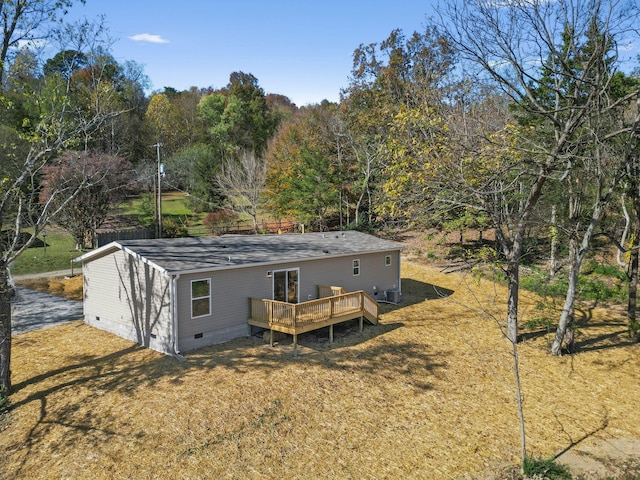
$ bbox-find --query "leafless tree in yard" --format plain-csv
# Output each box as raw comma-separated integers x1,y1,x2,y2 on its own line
216,150,267,233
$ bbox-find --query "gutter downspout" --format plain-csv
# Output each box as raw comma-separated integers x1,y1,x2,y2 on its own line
171,273,186,361
398,252,402,295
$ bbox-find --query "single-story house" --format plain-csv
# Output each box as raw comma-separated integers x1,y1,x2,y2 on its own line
74,231,403,356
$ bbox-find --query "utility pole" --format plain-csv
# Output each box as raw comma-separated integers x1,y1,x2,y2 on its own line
153,143,163,238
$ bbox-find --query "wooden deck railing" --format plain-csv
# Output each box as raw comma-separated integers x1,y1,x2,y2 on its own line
249,289,379,354
318,285,346,298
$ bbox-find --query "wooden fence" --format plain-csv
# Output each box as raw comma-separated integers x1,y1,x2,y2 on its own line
97,228,152,247
206,219,299,236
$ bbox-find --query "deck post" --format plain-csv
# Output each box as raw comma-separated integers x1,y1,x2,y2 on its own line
270,328,273,347
293,333,298,356
329,324,334,343
359,316,363,333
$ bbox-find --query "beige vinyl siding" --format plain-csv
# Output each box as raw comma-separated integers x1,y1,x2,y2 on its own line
296,251,401,299
176,265,273,351
81,245,401,354
174,250,401,351
82,250,172,353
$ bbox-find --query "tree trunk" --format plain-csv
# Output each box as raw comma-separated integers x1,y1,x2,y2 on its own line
0,264,13,394
504,251,527,466
628,217,640,340
505,259,520,344
552,163,618,356
552,292,575,356
628,250,638,338
551,235,578,355
549,205,557,279
512,333,527,469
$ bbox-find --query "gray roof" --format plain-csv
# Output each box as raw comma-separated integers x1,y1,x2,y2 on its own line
76,231,403,275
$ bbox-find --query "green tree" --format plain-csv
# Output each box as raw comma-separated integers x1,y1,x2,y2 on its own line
0,0,81,86
1,15,131,397
168,143,225,212
198,91,236,156
286,147,339,230
42,49,88,78
198,72,277,157
167,87,208,150
342,25,457,229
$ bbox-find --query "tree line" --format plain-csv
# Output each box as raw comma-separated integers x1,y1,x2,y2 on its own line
2,1,640,462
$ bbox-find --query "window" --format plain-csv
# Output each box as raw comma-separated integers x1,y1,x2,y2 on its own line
385,255,392,266
353,259,360,276
191,279,211,318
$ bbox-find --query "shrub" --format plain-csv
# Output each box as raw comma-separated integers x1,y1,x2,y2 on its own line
203,209,239,235
161,218,188,238
136,193,155,228
522,456,572,480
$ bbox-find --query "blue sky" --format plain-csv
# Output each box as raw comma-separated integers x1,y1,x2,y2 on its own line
66,1,438,106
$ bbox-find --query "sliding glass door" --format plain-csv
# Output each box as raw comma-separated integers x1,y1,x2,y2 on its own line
273,268,299,304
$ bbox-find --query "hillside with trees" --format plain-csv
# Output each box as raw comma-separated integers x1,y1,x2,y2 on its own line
2,0,640,475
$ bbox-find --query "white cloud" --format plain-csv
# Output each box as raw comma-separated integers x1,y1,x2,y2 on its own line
128,33,169,44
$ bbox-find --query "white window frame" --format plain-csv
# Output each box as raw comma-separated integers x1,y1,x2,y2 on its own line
353,259,360,276
385,255,392,267
191,278,211,318
272,267,300,304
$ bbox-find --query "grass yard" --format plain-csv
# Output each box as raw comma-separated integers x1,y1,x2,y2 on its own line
3,261,640,479
8,229,78,276
116,191,194,216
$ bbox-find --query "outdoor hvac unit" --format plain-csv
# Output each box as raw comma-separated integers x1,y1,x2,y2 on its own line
386,289,401,303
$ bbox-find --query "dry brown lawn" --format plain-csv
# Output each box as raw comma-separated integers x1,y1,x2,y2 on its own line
2,261,639,479
15,275,83,301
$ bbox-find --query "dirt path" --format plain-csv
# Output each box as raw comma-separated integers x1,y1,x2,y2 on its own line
557,439,640,479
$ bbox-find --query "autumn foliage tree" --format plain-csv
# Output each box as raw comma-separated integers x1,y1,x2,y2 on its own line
341,26,458,228
265,103,343,229
39,151,135,249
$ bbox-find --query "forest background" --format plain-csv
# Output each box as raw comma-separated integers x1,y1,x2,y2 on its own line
2,1,640,474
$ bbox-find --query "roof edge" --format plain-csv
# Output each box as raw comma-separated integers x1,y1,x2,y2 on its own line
73,241,123,263
163,247,403,277
74,241,169,275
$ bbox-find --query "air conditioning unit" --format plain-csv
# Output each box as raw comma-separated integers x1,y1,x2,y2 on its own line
386,289,401,303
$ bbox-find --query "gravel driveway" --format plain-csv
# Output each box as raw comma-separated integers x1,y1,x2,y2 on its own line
11,286,83,334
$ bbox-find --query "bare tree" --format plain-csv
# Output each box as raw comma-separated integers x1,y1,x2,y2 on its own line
1,17,126,396
216,150,267,233
439,0,640,468
0,0,81,86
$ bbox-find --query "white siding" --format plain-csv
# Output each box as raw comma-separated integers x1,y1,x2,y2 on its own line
82,250,173,354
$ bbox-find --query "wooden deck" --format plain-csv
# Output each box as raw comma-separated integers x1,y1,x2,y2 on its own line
248,287,379,354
